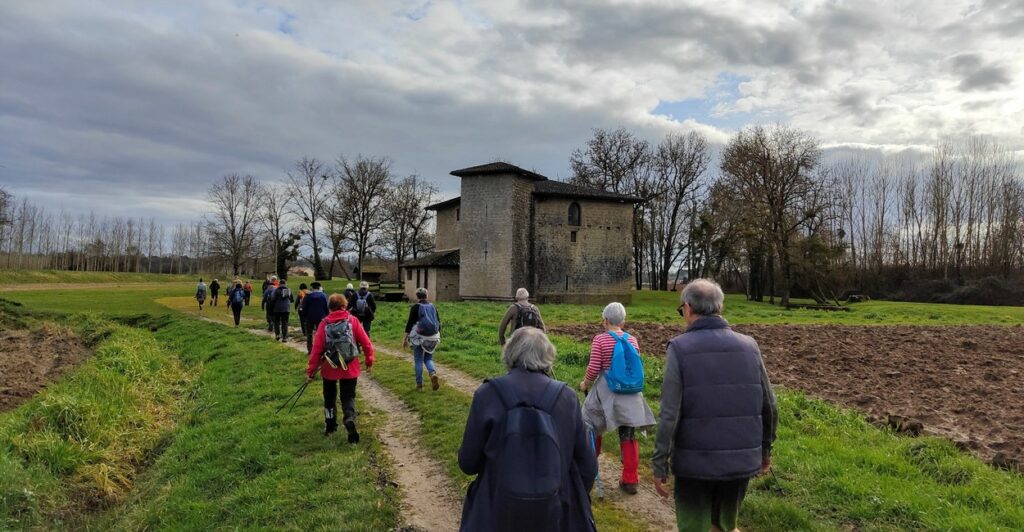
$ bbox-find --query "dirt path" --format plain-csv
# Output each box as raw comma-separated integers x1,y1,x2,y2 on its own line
374,344,679,532
203,319,464,531
0,325,91,412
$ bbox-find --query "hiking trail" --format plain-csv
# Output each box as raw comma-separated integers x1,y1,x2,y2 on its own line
374,344,679,532
204,318,463,531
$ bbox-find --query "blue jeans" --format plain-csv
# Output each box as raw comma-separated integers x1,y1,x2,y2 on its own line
413,344,436,385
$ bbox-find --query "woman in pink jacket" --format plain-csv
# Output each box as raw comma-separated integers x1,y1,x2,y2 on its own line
306,293,374,443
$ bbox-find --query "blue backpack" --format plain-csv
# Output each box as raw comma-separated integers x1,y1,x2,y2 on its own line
488,377,565,531
605,331,645,394
230,288,244,305
416,302,440,336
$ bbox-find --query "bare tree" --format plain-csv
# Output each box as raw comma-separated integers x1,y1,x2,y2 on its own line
720,125,823,306
206,174,262,276
338,154,393,280
286,157,331,279
382,174,438,267
261,184,300,279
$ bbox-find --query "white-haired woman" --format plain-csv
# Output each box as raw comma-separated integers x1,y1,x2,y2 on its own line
579,302,656,495
459,328,597,531
498,287,546,345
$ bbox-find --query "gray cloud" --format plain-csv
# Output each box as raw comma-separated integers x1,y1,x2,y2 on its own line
1,0,1022,226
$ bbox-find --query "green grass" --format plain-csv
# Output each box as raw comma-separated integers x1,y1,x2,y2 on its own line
0,312,195,530
87,315,400,531
0,269,221,285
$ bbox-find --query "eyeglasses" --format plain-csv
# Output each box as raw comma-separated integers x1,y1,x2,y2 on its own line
677,303,687,317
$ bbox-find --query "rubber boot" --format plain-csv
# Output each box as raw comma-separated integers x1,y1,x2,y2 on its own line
594,435,603,456
620,438,640,491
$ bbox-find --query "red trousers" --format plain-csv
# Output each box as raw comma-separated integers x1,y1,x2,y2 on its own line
594,426,639,484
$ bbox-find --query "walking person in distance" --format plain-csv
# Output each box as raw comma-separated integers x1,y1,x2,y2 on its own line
300,282,329,355
402,288,441,391
209,278,221,307
195,278,207,312
652,279,778,532
227,279,245,326
348,281,377,335
271,278,294,342
498,287,545,346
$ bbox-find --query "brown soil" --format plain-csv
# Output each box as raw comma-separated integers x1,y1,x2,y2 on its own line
0,325,90,412
550,323,1024,471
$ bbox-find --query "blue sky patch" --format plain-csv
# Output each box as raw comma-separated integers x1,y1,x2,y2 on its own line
653,72,775,129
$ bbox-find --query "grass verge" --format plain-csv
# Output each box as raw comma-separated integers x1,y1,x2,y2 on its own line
0,314,194,530
88,315,400,530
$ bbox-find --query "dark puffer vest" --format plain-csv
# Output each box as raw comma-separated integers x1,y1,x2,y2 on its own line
666,316,769,480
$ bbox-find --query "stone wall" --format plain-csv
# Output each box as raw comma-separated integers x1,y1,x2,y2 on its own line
531,197,634,304
434,204,461,251
458,174,534,300
400,266,460,301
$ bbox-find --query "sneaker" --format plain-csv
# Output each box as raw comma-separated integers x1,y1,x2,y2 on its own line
619,482,638,495
430,373,440,391
345,420,360,443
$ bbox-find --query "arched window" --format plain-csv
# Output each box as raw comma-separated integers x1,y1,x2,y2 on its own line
568,202,582,226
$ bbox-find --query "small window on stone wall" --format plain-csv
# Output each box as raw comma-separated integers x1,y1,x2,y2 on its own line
407,269,412,281
456,208,460,221
570,231,577,243
568,202,581,226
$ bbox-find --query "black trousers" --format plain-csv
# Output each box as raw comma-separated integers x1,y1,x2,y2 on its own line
243,292,251,306
265,308,273,331
231,303,243,326
357,316,373,335
211,292,219,306
323,378,357,432
304,320,315,354
298,311,307,336
273,312,290,340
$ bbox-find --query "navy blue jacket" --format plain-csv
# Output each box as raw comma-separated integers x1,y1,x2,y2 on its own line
652,315,778,481
458,369,597,531
301,291,329,328
270,286,294,313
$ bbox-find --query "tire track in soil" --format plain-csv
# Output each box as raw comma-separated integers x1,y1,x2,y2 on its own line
374,344,678,532
203,319,463,531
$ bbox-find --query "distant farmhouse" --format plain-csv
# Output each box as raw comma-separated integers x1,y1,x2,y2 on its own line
401,162,640,304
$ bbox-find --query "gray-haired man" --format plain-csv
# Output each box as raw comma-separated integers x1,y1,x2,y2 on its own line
652,279,778,532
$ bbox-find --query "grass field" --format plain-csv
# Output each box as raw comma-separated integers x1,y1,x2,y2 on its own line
3,271,1024,530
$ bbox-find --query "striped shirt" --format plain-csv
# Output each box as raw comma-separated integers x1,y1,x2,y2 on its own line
586,331,640,382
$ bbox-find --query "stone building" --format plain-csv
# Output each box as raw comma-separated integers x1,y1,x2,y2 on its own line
401,162,639,304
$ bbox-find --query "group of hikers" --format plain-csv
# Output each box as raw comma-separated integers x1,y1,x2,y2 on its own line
195,275,777,531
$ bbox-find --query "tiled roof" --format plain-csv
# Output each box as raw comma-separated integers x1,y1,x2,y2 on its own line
401,249,460,268
532,180,642,203
426,196,461,211
450,162,548,181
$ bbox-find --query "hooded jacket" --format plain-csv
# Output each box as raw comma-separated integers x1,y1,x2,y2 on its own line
306,309,374,380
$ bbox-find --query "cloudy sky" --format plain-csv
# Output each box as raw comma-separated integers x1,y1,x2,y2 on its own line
2,0,1022,225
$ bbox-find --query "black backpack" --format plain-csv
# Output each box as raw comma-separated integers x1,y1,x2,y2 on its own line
323,319,358,370
515,303,540,330
489,377,565,531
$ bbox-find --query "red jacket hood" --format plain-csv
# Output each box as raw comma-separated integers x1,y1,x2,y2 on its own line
323,309,351,323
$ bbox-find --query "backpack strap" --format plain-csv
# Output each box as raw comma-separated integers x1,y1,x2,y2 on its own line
537,380,564,414
490,377,521,410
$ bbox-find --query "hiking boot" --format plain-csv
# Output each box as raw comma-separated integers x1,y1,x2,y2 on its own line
323,427,337,437
345,420,359,444
416,383,423,391
619,482,638,495
430,373,440,391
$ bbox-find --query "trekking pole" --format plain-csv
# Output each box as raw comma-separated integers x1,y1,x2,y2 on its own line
276,380,309,414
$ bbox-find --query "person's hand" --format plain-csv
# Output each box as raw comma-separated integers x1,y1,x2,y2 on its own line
759,453,772,476
654,477,671,498
305,375,314,383
401,335,409,348
579,380,589,392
